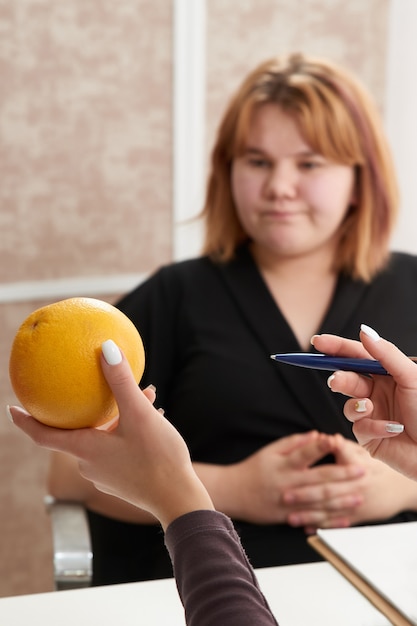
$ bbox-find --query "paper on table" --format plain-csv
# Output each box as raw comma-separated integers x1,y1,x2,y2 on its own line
309,521,417,626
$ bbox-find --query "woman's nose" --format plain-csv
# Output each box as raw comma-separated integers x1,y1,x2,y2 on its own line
263,163,297,199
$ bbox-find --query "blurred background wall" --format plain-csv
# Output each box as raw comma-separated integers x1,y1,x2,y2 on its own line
0,0,413,597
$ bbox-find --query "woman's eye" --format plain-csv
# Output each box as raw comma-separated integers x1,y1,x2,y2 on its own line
299,159,324,170
248,157,270,168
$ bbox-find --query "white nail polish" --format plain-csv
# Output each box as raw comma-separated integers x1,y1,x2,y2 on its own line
102,340,122,365
385,423,404,434
327,374,335,389
6,405,13,424
354,400,367,413
360,324,380,342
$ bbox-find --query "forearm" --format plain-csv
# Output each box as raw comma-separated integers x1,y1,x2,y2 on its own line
193,462,245,518
48,452,158,524
48,452,215,527
390,471,417,513
165,510,278,626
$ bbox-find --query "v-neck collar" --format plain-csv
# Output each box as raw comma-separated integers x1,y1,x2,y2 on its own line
212,245,366,435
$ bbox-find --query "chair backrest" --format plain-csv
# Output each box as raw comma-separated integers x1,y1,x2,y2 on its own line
45,495,93,590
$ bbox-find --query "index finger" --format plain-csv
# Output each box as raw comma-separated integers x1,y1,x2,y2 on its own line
9,404,98,458
285,434,336,470
312,334,371,359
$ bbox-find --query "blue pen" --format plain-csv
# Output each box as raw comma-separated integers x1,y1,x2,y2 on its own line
270,353,390,375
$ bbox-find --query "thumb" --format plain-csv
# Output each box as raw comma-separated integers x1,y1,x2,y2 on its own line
100,340,152,427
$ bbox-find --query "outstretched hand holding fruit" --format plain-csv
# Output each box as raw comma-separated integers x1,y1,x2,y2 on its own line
312,324,417,482
8,298,213,529
9,339,214,530
8,300,279,626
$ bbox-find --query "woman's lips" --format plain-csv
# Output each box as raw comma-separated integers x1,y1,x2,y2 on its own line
260,209,302,219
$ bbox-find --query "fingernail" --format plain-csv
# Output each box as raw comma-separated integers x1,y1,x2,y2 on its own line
360,324,380,342
102,340,122,365
288,514,301,526
283,492,295,503
6,405,13,424
354,400,367,413
146,384,156,392
327,374,335,389
352,465,365,477
310,334,319,345
385,423,404,434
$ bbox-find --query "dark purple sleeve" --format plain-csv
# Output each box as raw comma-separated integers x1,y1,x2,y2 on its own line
164,510,279,626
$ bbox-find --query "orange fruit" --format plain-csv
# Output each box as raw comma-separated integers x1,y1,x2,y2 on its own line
9,297,145,429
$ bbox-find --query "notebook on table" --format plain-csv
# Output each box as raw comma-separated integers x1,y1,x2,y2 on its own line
308,521,417,626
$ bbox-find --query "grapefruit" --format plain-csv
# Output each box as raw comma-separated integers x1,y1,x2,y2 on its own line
9,297,145,429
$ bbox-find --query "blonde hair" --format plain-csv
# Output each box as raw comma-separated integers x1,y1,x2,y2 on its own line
201,53,398,281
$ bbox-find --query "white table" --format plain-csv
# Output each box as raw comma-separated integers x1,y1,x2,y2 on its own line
0,561,392,625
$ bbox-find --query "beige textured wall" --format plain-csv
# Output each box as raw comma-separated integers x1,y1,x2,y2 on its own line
0,0,390,598
0,0,172,597
0,1,173,284
206,0,389,152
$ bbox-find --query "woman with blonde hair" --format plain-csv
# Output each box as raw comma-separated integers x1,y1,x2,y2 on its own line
49,52,417,585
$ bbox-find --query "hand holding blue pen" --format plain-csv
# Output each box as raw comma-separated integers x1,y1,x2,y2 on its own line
311,324,417,481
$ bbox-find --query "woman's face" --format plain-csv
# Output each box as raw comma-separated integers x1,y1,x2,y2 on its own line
231,103,356,262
